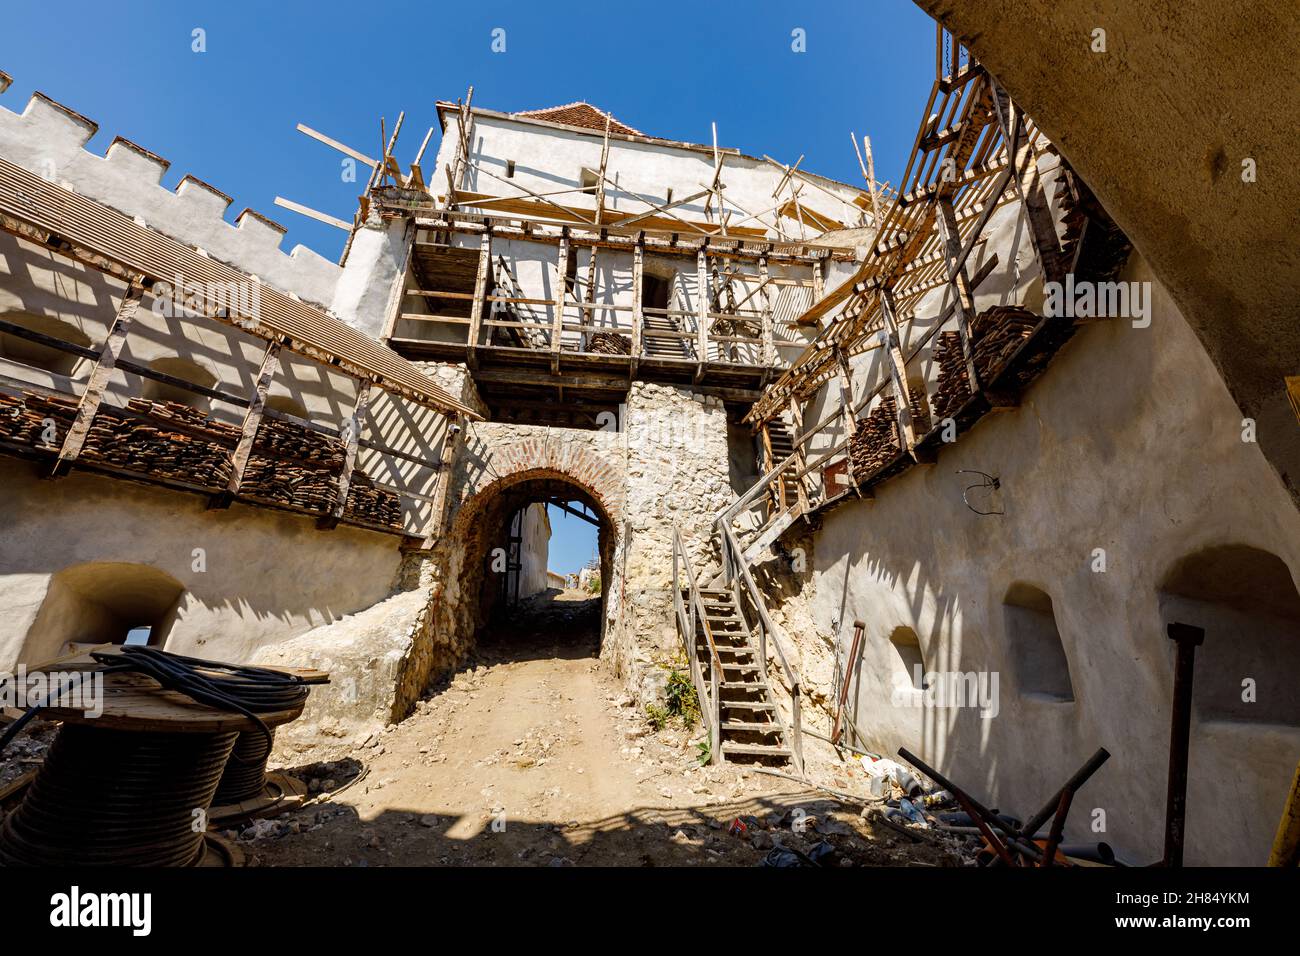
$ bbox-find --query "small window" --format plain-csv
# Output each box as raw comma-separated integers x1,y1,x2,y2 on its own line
889,626,926,690
580,168,599,195
123,625,152,646
505,159,516,178
1004,583,1074,701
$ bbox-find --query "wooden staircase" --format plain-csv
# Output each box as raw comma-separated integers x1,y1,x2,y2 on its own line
764,417,801,511
688,586,792,764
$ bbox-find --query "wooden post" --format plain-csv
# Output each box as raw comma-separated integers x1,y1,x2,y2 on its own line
878,288,919,455
466,229,491,365
319,379,372,530
787,396,811,514
551,230,569,373
422,413,464,548
583,244,598,351
209,340,281,509
630,237,644,370
812,256,825,303
52,278,144,476
696,246,709,367
934,197,982,396
991,85,1066,286
832,348,865,497
759,255,775,366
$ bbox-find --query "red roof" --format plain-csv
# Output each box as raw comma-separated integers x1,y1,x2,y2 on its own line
513,102,643,137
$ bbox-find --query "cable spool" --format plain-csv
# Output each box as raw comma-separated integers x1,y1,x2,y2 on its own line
213,728,275,805
0,647,323,867
0,725,237,867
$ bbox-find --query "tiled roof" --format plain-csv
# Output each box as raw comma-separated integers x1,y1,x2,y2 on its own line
513,102,643,137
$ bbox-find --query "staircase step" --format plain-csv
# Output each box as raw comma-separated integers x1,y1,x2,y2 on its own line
720,681,768,691
721,720,781,733
720,700,774,710
721,742,791,758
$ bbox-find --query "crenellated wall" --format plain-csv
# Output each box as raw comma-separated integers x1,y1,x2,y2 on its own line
0,83,408,337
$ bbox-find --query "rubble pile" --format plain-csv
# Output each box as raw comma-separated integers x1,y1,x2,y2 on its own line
344,471,402,527
587,331,631,355
970,306,1038,381
848,396,901,478
0,392,400,526
932,331,971,421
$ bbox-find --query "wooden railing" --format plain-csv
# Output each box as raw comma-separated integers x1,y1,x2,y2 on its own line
672,526,722,764
715,519,804,774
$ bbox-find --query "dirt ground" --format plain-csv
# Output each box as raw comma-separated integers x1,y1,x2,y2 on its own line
0,590,975,867
242,590,969,867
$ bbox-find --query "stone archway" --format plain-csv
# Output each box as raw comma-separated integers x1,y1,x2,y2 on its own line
404,425,635,697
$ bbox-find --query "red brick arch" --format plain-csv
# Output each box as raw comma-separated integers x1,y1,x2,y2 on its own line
447,434,625,535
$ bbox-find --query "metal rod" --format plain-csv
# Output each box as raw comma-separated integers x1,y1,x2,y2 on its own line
1163,621,1205,867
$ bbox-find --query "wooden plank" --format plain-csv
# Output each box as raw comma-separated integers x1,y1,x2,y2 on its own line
209,341,281,509
52,280,144,475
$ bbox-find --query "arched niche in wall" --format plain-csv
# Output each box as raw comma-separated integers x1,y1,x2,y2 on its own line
0,312,92,378
888,625,926,691
1158,544,1300,725
21,562,186,666
139,356,218,411
1003,582,1074,702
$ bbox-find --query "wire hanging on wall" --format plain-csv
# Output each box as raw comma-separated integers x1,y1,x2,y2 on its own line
957,469,1004,516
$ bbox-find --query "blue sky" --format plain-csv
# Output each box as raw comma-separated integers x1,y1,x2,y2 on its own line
0,0,936,262
1,1,938,577
546,504,598,577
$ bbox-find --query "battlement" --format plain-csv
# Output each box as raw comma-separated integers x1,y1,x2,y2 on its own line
0,82,343,311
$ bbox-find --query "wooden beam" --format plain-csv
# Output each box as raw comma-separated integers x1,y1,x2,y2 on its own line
934,197,982,396
209,340,281,509
696,247,709,368
422,414,464,548
52,279,144,475
832,347,866,497
552,231,570,372
319,379,373,529
877,289,919,456
630,237,644,369
467,230,492,364
759,256,775,365
274,196,350,231
295,123,377,168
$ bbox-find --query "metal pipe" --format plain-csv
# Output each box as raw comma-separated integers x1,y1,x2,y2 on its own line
1163,621,1205,867
1021,747,1110,837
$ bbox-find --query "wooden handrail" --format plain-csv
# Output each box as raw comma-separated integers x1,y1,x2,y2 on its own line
716,520,804,773
672,526,723,763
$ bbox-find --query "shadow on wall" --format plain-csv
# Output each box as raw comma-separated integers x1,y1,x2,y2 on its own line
21,561,184,665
